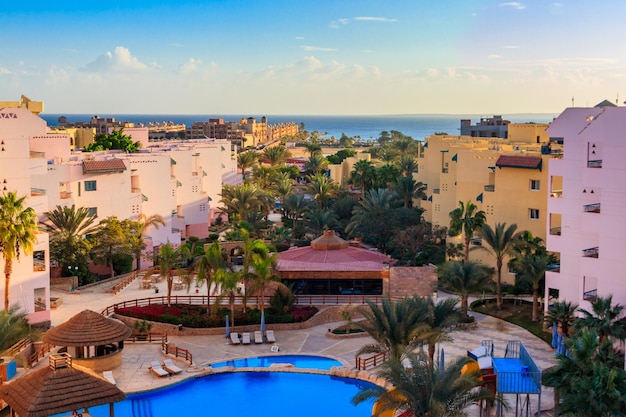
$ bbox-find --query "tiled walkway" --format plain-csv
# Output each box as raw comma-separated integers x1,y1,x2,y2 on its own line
46,278,557,416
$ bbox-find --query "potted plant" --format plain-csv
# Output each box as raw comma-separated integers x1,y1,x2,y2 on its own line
133,319,153,341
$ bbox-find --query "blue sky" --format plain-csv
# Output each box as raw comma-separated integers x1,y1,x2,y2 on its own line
1,1,625,115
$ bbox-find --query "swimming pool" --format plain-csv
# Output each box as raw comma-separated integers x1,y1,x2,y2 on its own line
73,372,375,417
210,354,342,370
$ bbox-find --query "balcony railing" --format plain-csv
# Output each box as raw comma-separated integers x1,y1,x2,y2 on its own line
30,188,46,196
587,160,602,168
582,247,599,258
583,289,597,302
546,263,560,273
433,188,440,194
583,203,600,213
484,184,495,192
550,190,563,198
29,151,46,158
549,227,561,235
60,191,72,199
441,168,449,173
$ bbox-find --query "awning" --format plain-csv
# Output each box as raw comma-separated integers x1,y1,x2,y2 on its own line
495,155,542,170
82,159,127,174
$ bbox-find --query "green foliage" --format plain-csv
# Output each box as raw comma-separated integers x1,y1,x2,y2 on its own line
327,149,356,165
84,129,141,152
112,253,134,275
0,306,33,352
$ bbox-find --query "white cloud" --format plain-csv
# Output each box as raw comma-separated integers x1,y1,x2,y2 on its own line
300,45,338,52
0,67,11,75
178,58,202,75
488,54,502,59
503,45,519,49
330,18,349,29
297,56,323,72
83,46,155,73
499,2,526,10
353,16,398,22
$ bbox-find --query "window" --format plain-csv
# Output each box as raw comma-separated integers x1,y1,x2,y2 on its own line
34,288,46,312
88,207,97,216
530,180,540,191
33,250,45,271
529,208,539,219
84,180,97,191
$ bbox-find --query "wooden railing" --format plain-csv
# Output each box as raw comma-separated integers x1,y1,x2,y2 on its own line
30,342,53,367
1,338,31,358
356,351,388,370
161,341,193,364
107,270,141,295
126,332,168,344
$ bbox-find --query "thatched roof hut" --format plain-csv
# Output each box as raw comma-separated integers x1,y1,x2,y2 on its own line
0,353,126,417
43,310,132,347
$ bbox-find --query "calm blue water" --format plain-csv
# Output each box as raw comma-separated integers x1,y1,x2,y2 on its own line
40,113,556,142
68,372,375,417
210,354,342,370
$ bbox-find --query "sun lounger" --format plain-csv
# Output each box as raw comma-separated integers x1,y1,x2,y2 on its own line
163,359,183,375
242,332,251,345
230,332,241,345
265,330,276,343
254,331,263,344
149,361,169,377
102,370,116,385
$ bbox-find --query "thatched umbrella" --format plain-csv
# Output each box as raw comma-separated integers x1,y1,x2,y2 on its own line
43,310,132,365
0,353,126,417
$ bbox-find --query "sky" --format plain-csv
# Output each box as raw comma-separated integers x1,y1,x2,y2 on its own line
1,0,625,115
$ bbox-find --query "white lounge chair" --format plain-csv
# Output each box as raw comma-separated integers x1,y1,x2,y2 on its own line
163,359,183,375
265,330,276,343
102,370,116,385
254,331,263,344
230,332,241,345
149,361,169,377
242,332,251,345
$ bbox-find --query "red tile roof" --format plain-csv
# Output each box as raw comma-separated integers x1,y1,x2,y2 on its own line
82,159,127,173
277,245,391,271
495,155,542,169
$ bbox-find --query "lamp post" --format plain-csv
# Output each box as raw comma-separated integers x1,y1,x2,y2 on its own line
383,262,390,296
68,266,78,292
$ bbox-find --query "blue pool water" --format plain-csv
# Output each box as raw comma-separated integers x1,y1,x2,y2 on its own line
210,354,342,370
75,372,375,417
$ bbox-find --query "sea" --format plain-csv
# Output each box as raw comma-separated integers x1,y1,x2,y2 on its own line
39,113,557,142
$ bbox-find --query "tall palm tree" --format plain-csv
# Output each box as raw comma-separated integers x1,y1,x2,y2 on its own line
510,252,549,322
393,176,426,208
274,172,294,215
304,154,328,175
374,163,401,190
215,268,241,328
448,200,486,264
239,229,270,313
283,193,313,239
0,192,38,311
303,208,337,237
436,260,494,315
194,242,229,315
353,352,495,417
249,251,280,316
478,222,523,310
306,173,337,209
350,159,377,196
574,295,626,343
135,213,166,269
399,155,418,177
156,242,190,307
302,142,321,156
352,297,430,361
251,165,277,192
237,150,259,180
262,145,291,166
544,301,578,338
220,183,262,222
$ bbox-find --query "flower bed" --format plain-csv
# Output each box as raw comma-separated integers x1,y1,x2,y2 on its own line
115,304,318,329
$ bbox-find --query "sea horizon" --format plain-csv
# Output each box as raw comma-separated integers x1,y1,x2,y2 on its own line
40,112,557,142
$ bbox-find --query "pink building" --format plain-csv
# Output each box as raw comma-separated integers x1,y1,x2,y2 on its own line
545,101,626,312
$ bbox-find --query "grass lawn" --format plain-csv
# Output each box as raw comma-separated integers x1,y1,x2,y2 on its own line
472,298,552,345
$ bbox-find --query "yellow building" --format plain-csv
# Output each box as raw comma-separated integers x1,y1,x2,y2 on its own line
0,95,44,115
417,123,557,283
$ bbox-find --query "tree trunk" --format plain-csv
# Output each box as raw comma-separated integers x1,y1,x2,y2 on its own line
464,236,470,263
461,296,468,316
532,285,539,322
496,260,503,310
4,259,12,311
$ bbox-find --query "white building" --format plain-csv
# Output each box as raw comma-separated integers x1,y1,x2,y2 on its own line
545,102,626,311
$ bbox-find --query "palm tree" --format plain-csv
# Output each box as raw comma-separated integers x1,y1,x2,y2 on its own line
374,163,401,190
262,145,291,166
0,305,34,352
251,165,277,192
283,193,313,239
0,192,38,311
237,150,259,180
476,222,522,310
306,173,337,209
194,242,229,315
350,159,377,196
249,251,281,316
220,183,262,222
352,297,430,361
274,172,294,215
574,295,626,343
399,155,418,177
303,208,337,237
304,154,328,175
393,176,426,208
510,252,549,322
436,260,494,315
215,269,241,328
302,142,321,156
448,200,486,264
544,301,578,338
353,352,496,417
135,213,166,269
156,242,190,307
239,229,270,313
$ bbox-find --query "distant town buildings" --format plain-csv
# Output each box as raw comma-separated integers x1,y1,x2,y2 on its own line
460,115,510,138
187,117,298,149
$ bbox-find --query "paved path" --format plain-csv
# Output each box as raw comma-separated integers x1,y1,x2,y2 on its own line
47,277,557,416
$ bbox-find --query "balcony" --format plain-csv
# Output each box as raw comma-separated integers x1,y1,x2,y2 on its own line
587,160,602,168
441,168,449,174
433,188,440,194
549,227,561,236
131,187,141,194
546,263,560,273
29,151,45,158
30,188,46,196
550,190,562,198
583,289,597,302
583,203,600,213
484,184,495,192
60,191,73,199
582,247,599,258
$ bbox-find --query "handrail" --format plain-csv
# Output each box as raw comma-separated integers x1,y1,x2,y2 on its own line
107,270,141,295
356,351,387,370
30,342,53,367
161,341,193,364
1,338,31,358
126,332,168,344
